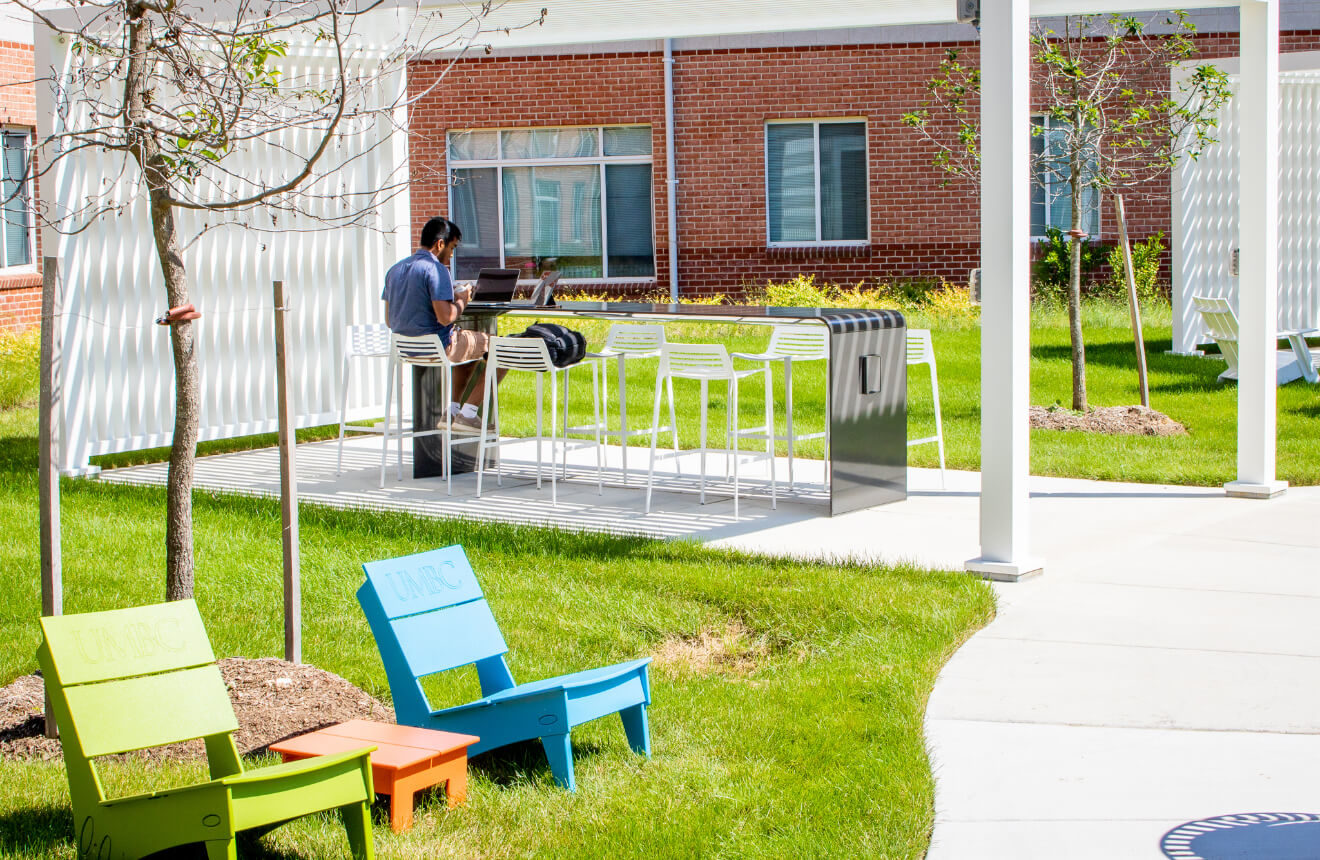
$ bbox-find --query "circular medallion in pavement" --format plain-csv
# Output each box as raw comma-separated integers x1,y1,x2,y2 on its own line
1161,812,1320,859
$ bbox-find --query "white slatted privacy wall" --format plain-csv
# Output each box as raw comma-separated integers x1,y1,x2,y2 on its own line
38,29,409,473
1173,57,1320,354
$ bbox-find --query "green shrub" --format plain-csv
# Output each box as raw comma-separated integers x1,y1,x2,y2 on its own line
563,273,978,323
0,328,39,411
1032,226,1112,303
555,288,727,305
873,277,942,307
921,282,980,325
1104,231,1165,302
751,274,980,326
759,273,838,307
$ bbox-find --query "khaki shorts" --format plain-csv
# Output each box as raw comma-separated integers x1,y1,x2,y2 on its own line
446,328,489,363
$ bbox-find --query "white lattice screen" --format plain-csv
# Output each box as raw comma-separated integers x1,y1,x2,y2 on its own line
35,27,411,473
1173,54,1320,353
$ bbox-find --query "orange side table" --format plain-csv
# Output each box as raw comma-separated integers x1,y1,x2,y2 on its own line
270,719,479,832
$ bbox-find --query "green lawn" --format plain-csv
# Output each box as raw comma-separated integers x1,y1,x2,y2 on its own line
0,392,993,858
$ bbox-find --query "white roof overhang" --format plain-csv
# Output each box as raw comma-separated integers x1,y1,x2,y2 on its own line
414,0,1251,52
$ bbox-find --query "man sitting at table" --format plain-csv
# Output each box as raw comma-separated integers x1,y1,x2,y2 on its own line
382,216,500,431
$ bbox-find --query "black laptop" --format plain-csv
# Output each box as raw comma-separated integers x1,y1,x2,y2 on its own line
469,268,520,303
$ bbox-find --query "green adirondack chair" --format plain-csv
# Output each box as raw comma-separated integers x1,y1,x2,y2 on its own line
36,600,376,860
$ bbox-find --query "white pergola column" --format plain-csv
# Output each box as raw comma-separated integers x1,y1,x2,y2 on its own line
1227,0,1286,499
966,0,1043,582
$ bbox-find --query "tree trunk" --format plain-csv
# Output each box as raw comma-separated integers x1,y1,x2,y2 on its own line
125,8,198,601
1067,122,1087,412
155,183,199,602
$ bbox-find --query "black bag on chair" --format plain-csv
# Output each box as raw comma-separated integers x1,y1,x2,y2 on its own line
516,323,587,368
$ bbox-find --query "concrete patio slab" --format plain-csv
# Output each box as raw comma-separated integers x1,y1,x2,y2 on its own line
975,581,1320,656
930,636,1320,733
927,720,1320,859
1063,536,1320,597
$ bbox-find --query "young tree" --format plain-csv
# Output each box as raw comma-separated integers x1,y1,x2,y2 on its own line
904,13,1230,411
13,0,543,600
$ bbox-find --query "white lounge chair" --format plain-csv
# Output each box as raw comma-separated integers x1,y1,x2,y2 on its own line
1191,295,1318,385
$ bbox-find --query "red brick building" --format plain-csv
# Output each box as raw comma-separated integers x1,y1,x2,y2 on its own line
407,11,1320,298
0,20,39,330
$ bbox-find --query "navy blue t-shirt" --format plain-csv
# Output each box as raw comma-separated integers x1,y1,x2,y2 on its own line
381,249,455,345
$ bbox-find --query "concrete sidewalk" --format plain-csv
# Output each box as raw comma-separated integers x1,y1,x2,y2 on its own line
921,479,1320,859
101,436,1320,857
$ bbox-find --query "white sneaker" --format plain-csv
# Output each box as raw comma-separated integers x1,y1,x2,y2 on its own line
446,413,485,433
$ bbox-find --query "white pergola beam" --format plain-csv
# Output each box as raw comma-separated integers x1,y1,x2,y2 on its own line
1227,0,1286,499
966,1,1043,582
415,0,1249,52
415,0,955,48
1031,0,1247,13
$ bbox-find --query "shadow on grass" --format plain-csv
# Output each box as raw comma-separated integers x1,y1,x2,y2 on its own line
0,810,371,860
0,804,72,857
467,737,611,789
0,801,383,860
1285,400,1320,420
0,436,37,476
1146,379,1225,396
1032,339,1224,381
139,833,308,860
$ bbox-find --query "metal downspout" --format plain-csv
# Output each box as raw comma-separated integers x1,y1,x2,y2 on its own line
664,39,679,301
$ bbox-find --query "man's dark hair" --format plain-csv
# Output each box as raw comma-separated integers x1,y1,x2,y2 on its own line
420,217,462,249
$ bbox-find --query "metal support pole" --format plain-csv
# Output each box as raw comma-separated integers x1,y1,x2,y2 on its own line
1114,196,1150,408
273,281,302,663
38,256,63,737
664,38,680,301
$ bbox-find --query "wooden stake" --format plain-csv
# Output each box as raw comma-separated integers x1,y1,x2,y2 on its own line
1114,195,1151,408
38,257,63,738
273,281,301,664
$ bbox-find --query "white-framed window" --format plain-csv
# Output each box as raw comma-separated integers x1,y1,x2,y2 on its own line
446,125,655,282
765,119,868,246
1031,115,1100,239
1,128,35,271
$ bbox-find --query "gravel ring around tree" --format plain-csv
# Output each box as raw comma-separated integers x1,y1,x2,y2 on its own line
0,657,393,763
1030,404,1189,436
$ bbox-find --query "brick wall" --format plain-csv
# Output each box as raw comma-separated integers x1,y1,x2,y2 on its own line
0,39,39,330
408,52,668,290
0,276,41,330
406,31,1320,298
0,40,36,127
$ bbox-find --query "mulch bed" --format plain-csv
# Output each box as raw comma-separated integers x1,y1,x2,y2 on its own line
1030,404,1188,437
0,658,393,763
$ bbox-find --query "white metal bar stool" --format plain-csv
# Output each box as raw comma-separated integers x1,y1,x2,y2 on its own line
906,328,947,488
336,323,391,475
645,342,776,520
732,323,829,488
584,323,675,482
476,335,602,506
380,333,485,494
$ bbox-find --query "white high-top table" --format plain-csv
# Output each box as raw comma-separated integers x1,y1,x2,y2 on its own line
412,301,907,516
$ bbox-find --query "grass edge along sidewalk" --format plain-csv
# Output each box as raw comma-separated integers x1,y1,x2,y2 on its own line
0,401,994,859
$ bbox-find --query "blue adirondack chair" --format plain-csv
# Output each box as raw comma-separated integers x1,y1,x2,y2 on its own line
356,545,652,791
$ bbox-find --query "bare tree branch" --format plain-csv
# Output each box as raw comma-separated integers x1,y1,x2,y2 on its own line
13,0,548,600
